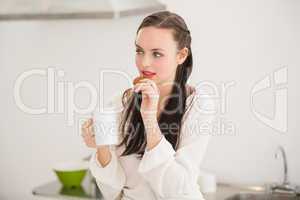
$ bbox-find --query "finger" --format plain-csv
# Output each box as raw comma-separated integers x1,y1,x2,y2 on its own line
83,125,93,138
138,78,158,89
136,85,154,96
138,82,158,94
82,121,88,129
139,86,159,99
145,79,159,94
134,82,156,93
134,82,148,91
81,124,93,138
81,128,96,148
82,118,92,129
138,84,155,93
88,125,95,137
83,137,96,148
87,118,93,127
84,135,95,144
135,83,159,101
81,126,88,137
137,84,159,97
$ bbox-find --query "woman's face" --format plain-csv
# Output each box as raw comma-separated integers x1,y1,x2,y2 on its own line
135,27,188,86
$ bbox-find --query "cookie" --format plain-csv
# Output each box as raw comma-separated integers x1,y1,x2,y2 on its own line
133,76,146,85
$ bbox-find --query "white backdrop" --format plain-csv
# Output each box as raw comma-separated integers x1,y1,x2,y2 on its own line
0,0,299,199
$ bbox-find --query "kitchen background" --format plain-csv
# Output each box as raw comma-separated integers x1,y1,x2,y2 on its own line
0,0,299,199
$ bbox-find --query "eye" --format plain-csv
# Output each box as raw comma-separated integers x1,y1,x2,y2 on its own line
153,52,163,58
135,49,143,55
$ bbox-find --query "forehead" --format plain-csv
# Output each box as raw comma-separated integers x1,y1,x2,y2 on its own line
135,27,177,50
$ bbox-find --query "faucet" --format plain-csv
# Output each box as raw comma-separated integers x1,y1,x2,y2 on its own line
275,145,289,185
271,145,296,193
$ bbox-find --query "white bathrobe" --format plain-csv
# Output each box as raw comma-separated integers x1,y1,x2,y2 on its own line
89,86,217,200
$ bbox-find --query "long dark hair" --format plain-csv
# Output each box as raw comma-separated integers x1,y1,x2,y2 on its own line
117,11,193,159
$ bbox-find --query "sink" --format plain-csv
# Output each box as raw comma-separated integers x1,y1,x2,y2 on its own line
225,146,300,200
224,183,300,200
226,192,299,200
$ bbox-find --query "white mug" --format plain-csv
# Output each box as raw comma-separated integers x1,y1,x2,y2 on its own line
198,170,217,194
92,111,120,146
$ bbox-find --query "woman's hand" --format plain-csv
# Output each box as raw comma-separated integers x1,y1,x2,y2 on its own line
81,118,111,166
134,78,160,122
81,118,97,148
134,78,163,150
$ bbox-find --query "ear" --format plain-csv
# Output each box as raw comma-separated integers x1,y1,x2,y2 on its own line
176,47,189,65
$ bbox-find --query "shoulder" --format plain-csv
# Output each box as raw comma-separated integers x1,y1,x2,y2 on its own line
189,84,218,114
181,83,218,135
178,85,218,149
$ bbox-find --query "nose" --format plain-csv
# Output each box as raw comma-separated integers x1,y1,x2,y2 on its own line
141,54,152,69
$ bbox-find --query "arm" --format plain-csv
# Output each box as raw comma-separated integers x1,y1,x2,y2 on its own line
96,146,112,167
89,146,126,200
138,96,217,199
89,92,126,200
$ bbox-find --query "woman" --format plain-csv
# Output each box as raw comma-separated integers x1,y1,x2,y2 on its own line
82,11,216,200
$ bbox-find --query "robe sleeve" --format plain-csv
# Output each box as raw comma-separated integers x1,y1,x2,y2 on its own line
138,88,217,199
89,91,126,200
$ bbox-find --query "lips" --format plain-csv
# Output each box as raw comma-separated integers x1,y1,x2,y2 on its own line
142,70,156,77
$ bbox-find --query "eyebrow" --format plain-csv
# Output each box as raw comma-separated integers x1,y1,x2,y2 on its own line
135,43,164,51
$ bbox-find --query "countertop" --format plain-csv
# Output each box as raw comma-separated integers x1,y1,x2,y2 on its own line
33,179,265,200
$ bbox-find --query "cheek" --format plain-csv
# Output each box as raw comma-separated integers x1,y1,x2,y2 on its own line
135,56,144,73
153,58,177,78
135,56,177,78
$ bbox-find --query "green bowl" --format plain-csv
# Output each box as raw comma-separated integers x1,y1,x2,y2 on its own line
53,161,89,188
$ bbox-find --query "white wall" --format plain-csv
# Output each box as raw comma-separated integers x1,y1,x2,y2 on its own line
0,0,299,199
160,0,300,185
